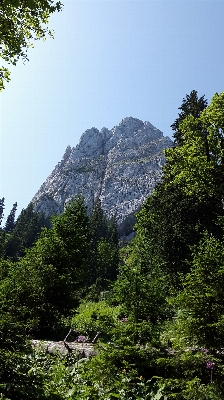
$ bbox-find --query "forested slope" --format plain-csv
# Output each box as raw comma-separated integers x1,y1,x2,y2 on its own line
1,91,224,399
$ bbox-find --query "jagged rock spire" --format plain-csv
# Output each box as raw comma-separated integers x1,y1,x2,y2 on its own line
31,118,173,228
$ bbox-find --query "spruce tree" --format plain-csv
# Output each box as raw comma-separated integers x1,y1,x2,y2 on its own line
171,90,208,145
175,233,224,348
4,202,17,233
0,197,4,227
136,182,223,275
136,92,224,277
89,200,119,290
166,92,224,202
3,203,50,260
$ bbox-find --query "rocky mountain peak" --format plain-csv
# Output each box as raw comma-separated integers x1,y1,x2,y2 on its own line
31,117,173,237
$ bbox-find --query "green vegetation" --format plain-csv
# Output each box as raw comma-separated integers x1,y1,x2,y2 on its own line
0,0,63,90
1,91,224,399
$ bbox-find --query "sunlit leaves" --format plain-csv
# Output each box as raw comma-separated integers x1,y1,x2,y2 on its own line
0,0,63,89
164,92,224,201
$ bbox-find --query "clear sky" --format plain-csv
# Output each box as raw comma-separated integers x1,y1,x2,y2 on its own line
1,0,224,220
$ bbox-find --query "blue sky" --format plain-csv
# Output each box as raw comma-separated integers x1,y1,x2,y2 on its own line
1,0,224,219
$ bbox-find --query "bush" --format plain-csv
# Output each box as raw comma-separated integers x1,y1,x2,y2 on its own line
71,300,121,342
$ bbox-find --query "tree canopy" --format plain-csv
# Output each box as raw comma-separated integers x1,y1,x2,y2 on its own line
4,201,17,233
165,92,224,202
1,92,224,398
171,90,208,145
0,0,63,90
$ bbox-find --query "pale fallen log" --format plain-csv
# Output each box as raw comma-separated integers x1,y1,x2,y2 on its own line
31,340,97,358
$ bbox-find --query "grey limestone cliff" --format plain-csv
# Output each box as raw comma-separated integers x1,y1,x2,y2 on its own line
31,117,173,234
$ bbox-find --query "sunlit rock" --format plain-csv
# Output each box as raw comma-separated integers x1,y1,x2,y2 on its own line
31,117,173,234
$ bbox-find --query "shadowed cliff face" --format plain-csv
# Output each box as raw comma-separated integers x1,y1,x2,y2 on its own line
31,117,173,235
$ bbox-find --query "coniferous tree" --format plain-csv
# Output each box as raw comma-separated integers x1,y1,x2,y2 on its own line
8,195,90,337
89,200,119,291
136,183,223,275
90,199,108,241
171,90,208,145
0,197,4,227
105,215,119,281
136,92,224,277
4,202,17,233
173,232,224,349
3,203,50,260
0,198,6,257
166,92,224,203
112,235,168,327
89,200,107,283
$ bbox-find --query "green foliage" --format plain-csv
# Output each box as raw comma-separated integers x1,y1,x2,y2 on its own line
135,92,224,277
171,90,208,145
4,202,17,233
7,346,167,400
0,195,90,338
2,92,224,399
2,203,50,260
96,237,118,283
50,194,90,277
0,300,46,400
0,198,5,227
0,0,63,90
112,240,169,327
71,300,121,342
136,182,223,275
174,233,224,348
152,347,224,399
67,356,167,400
0,195,120,340
88,200,119,296
165,92,224,201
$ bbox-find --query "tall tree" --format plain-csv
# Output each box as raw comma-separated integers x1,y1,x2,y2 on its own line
7,195,90,337
0,0,63,90
175,233,224,349
105,215,119,282
134,92,224,276
136,183,223,275
2,203,50,260
171,90,208,145
112,236,168,326
165,92,224,202
0,197,5,227
4,202,17,233
89,200,119,290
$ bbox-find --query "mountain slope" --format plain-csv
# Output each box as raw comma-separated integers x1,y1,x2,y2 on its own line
31,117,173,233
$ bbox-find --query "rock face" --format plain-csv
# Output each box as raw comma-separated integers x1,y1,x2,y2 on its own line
31,117,173,235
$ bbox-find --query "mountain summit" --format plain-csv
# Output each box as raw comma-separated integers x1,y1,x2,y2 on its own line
31,117,173,235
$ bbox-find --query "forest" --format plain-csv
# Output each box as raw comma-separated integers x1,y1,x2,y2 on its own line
1,90,224,399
